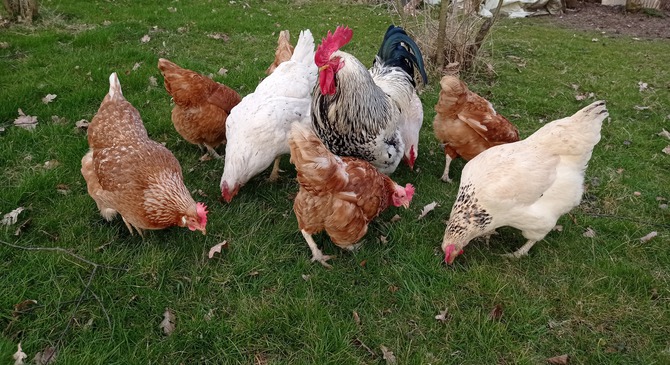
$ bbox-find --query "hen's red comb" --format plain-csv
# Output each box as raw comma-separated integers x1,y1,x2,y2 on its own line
315,26,353,66
196,202,208,226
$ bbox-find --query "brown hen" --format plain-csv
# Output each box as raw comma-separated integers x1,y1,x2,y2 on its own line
265,30,294,76
289,123,414,268
81,73,207,237
433,75,520,182
158,58,241,158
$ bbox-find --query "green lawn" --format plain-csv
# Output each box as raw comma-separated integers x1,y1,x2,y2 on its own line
1,1,669,364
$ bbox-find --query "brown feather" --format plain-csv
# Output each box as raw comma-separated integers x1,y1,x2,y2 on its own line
266,30,294,75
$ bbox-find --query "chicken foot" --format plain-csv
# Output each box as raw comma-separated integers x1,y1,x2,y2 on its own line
301,229,335,268
268,156,284,182
501,239,537,259
202,143,223,159
440,154,453,183
121,216,144,238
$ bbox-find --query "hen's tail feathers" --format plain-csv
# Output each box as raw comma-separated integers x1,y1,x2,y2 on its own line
290,29,316,66
108,73,124,101
435,75,466,113
157,58,199,105
376,25,428,86
289,123,348,193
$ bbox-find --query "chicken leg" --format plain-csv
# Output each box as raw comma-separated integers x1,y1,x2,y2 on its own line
203,143,223,159
268,156,284,182
301,229,335,268
501,239,537,259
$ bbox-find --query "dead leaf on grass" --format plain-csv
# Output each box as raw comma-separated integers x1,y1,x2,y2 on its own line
140,34,151,43
2,207,25,225
390,214,401,223
0,41,9,49
582,227,596,238
13,299,38,317
249,270,260,277
575,92,594,101
380,345,397,364
43,160,60,169
488,304,503,321
42,94,57,104
167,6,177,12
148,76,158,87
218,67,228,76
301,274,310,281
207,32,230,41
199,154,213,162
662,145,670,155
640,231,658,243
633,105,650,111
75,119,90,130
159,308,176,335
13,343,27,365
51,115,67,124
14,109,38,130
658,129,670,140
388,285,399,293
353,311,361,325
132,62,142,71
33,346,57,365
204,308,215,321
418,201,438,220
208,240,228,258
638,81,648,92
546,354,570,364
379,235,388,244
633,191,642,196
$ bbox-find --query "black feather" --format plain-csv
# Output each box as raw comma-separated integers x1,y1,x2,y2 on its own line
375,25,428,86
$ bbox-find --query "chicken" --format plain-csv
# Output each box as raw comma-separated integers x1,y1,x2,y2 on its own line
158,58,241,158
433,75,520,182
220,29,318,203
265,30,294,76
441,101,608,264
81,73,208,237
289,123,415,268
312,25,428,174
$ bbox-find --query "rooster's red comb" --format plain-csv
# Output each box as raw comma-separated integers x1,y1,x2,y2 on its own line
315,26,353,66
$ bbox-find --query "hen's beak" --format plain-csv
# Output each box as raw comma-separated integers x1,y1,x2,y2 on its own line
402,201,410,209
199,227,207,235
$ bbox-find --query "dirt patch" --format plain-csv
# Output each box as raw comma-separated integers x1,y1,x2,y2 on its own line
541,2,670,39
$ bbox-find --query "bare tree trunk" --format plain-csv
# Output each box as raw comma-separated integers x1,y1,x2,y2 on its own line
463,0,503,70
434,0,450,70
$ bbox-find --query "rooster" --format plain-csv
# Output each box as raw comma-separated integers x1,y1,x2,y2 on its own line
442,101,608,264
265,30,294,76
81,73,208,237
433,75,520,182
220,29,317,203
158,58,241,159
289,123,415,268
311,25,428,174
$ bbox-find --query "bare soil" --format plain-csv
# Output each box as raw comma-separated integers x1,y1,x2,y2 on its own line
542,2,670,39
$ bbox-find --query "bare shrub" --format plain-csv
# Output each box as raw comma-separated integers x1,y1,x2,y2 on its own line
2,0,39,23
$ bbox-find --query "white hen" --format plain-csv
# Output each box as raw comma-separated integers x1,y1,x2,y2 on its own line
220,29,318,202
442,101,609,264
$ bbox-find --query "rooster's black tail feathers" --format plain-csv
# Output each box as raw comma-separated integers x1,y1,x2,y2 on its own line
375,25,428,86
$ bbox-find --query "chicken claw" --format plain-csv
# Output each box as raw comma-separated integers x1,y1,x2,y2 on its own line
311,252,336,269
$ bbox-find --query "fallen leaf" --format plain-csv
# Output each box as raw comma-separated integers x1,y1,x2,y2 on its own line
13,218,31,236
208,240,228,258
488,304,503,321
249,271,260,277
388,285,399,293
591,38,599,42
552,225,563,232
159,308,175,335
380,345,397,364
390,214,401,223
418,201,439,220
633,191,641,196
33,346,57,365
353,311,361,325
301,274,310,281
640,231,658,243
75,119,89,130
359,260,367,267
435,308,450,323
14,109,38,130
218,67,228,76
616,168,624,174
633,105,650,111
658,129,670,140
638,81,648,92
546,354,569,364
663,146,670,155
148,76,158,87
199,154,213,162
13,299,38,317
570,83,580,90
167,6,177,12
379,235,388,244
194,189,208,197
204,308,215,321
132,62,142,71
141,34,151,43
660,204,668,210
42,94,57,104
0,41,9,48
583,227,596,238
207,32,230,41
51,115,67,124
102,20,111,26
43,160,60,169
13,343,27,365
2,207,25,225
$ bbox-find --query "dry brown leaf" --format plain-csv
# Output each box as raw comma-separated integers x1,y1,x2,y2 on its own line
2,207,25,226
249,271,260,277
132,62,142,71
435,308,449,323
353,311,361,325
390,214,401,223
662,145,670,155
13,299,38,317
379,235,388,244
13,343,27,365
140,34,151,43
75,119,90,130
418,201,438,220
380,345,397,364
301,274,310,281
359,260,367,267
33,346,57,365
167,6,177,12
634,105,650,111
0,41,9,49
204,308,215,321
640,231,658,243
552,225,563,232
218,67,228,76
159,308,176,335
546,354,569,364
207,32,230,41
208,240,228,258
43,160,60,169
489,304,503,321
570,83,580,90
42,94,57,104
388,285,399,293
148,76,158,87
658,129,670,140
582,227,596,238
14,109,38,130
638,81,648,92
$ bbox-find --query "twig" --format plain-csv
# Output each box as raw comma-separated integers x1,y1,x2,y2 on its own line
583,213,670,229
0,240,128,271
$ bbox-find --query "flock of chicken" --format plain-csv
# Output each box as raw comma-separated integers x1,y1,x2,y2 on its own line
80,25,609,267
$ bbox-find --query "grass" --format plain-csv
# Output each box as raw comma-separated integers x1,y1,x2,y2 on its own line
1,1,669,364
